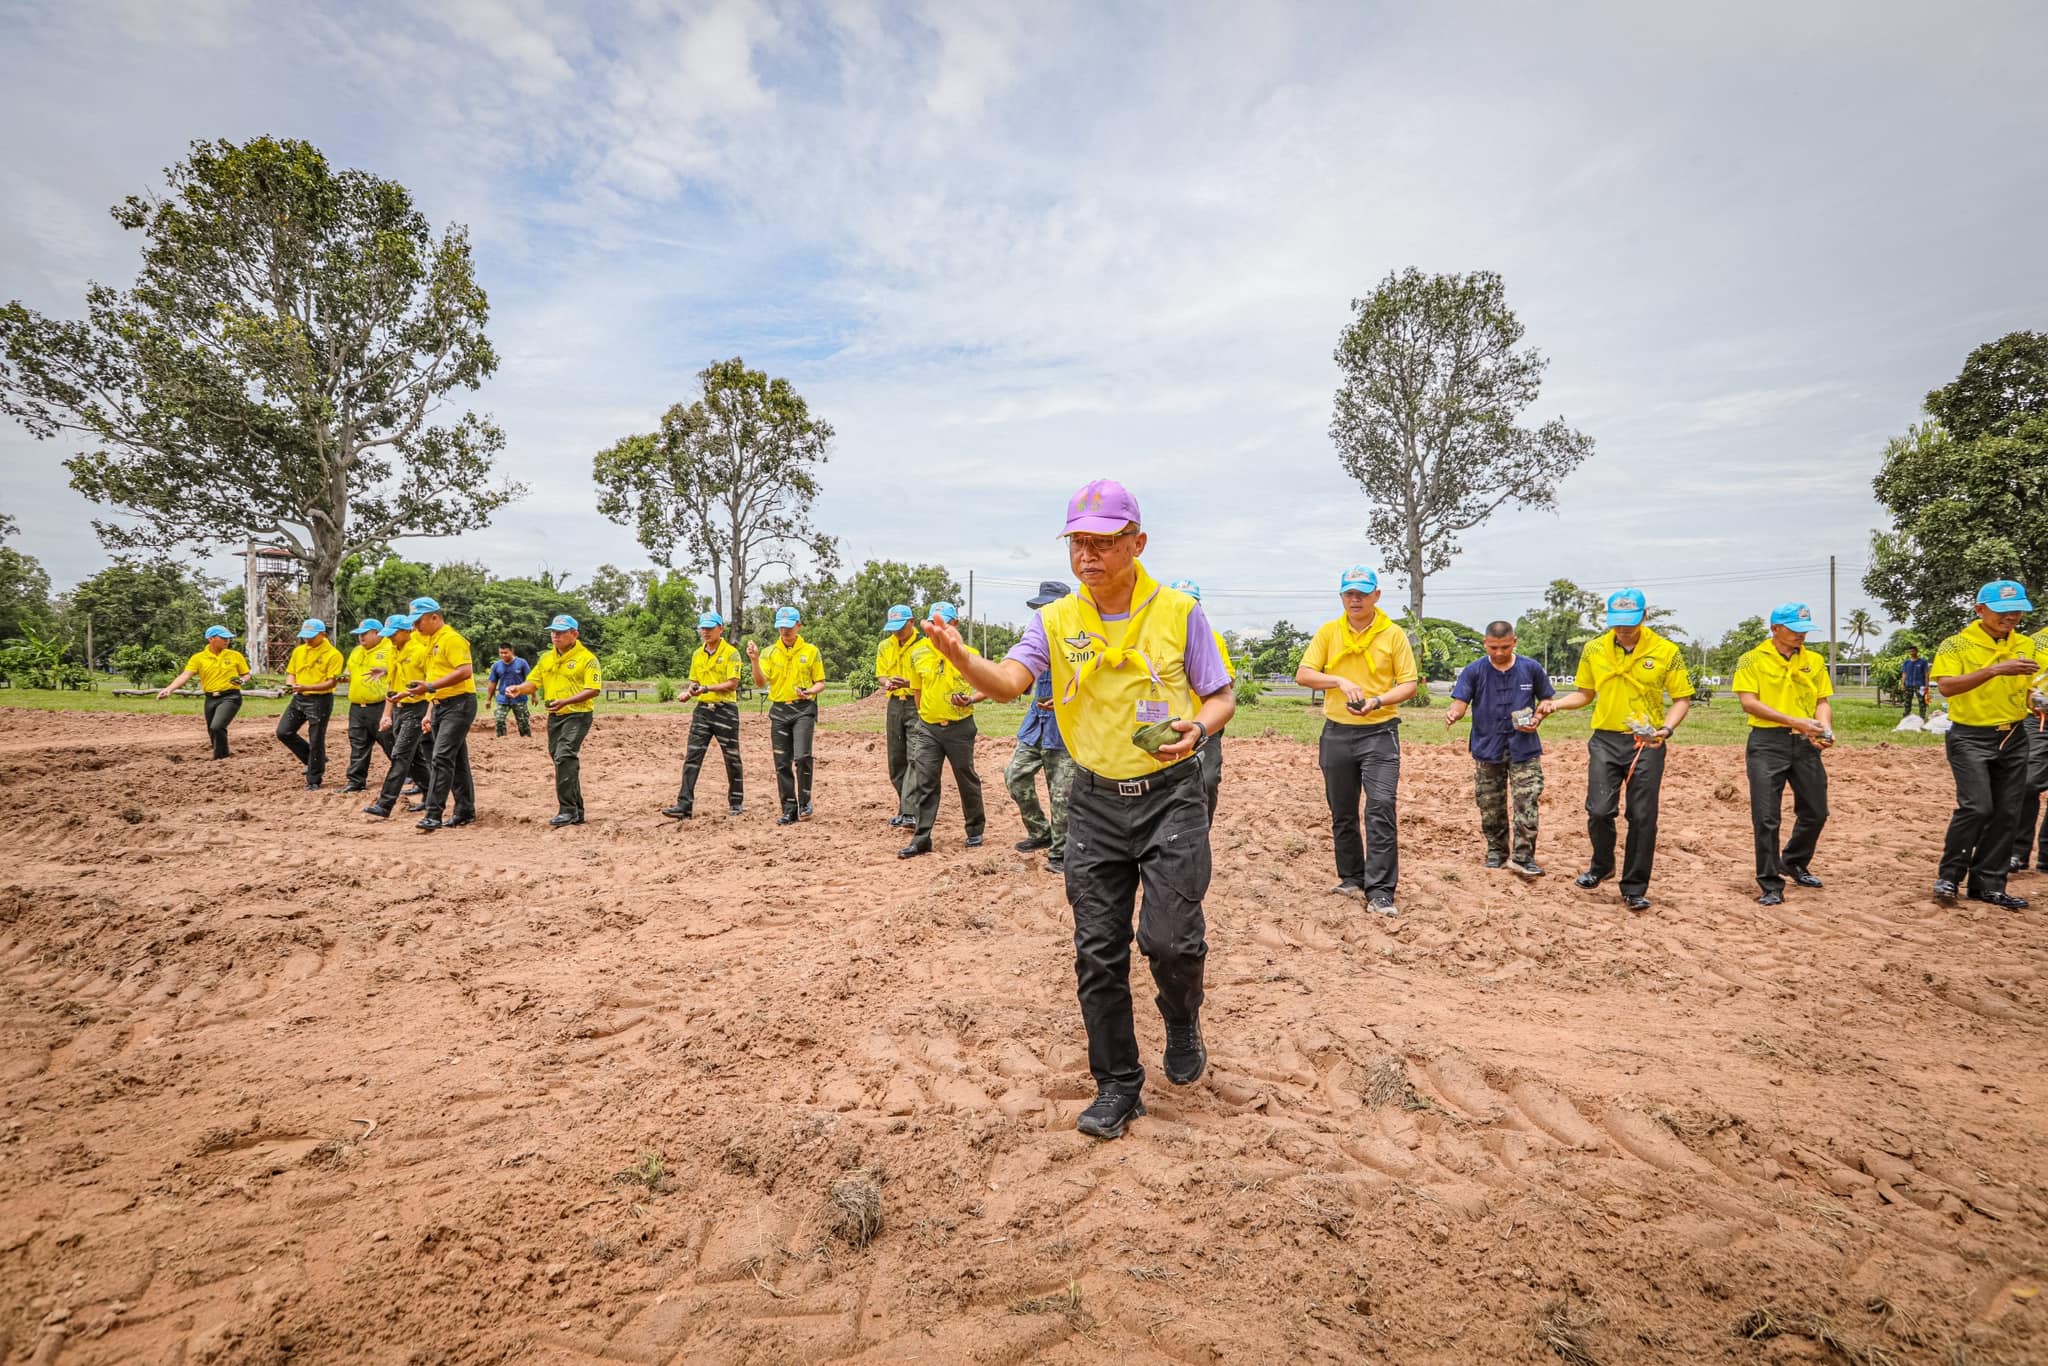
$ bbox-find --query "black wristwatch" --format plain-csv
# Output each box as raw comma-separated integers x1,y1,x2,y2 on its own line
1188,718,1210,749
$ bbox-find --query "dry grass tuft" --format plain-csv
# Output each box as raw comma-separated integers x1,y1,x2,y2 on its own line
826,1166,884,1247
1733,1306,1901,1365
1537,1298,1600,1365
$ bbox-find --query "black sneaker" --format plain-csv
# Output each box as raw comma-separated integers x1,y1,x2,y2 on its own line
1484,853,1505,869
341,783,365,794
1575,870,1605,890
728,805,745,817
898,839,931,859
661,805,692,819
2009,856,2027,874
363,802,391,819
548,813,583,827
1045,857,1064,874
1757,890,1784,906
1330,881,1366,901
799,802,814,820
1509,860,1544,879
403,782,422,796
1075,1090,1144,1140
305,779,322,790
1932,879,1959,904
1015,836,1052,852
889,815,913,828
1366,890,1397,917
964,834,984,848
1789,870,1823,888
777,813,798,826
1164,1019,1206,1085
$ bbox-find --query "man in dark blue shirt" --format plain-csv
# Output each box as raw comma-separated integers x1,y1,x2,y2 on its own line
1899,645,1929,719
1446,620,1554,878
1004,581,1075,875
487,644,533,738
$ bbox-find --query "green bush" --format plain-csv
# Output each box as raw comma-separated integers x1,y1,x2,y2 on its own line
846,659,878,700
1233,674,1262,707
113,643,180,688
1870,654,1903,696
655,676,676,703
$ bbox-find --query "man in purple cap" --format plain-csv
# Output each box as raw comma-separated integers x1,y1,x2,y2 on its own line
921,479,1235,1141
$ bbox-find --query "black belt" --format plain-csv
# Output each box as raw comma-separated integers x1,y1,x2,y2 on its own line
203,689,241,698
1077,756,1201,798
923,715,974,728
1950,720,2023,735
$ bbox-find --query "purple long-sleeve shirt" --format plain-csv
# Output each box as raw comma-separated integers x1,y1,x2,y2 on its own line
1006,600,1232,699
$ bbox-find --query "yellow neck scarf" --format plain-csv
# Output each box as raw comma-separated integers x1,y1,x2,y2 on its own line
1061,561,1167,704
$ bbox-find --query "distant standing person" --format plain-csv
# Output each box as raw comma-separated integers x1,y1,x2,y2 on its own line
1732,603,1833,905
341,618,395,794
1170,580,1236,824
1294,566,1420,914
487,644,532,738
750,606,827,825
404,596,477,832
1542,588,1694,913
663,612,746,819
874,604,922,828
505,615,601,827
1005,580,1075,873
364,614,433,819
1444,621,1553,878
277,618,344,789
1900,645,1930,720
898,601,986,858
2011,624,2048,875
1929,580,2038,908
157,625,251,759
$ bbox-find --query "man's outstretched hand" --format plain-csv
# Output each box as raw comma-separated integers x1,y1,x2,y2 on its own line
924,617,970,667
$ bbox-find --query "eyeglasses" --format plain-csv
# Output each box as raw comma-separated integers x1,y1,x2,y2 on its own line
1066,530,1137,556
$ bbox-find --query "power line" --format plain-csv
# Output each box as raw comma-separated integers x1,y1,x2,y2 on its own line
971,560,1869,602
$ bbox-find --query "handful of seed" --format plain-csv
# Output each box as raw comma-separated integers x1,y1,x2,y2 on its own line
1131,719,1183,754
2031,689,2048,712
1627,717,1660,740
1511,707,1537,730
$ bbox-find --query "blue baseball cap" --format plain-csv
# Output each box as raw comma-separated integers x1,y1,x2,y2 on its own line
1768,602,1817,633
298,618,326,639
929,601,959,623
774,606,801,629
883,604,914,631
1339,565,1378,594
547,614,578,632
1169,579,1202,602
409,596,441,615
353,618,383,635
203,625,233,640
384,614,414,632
697,611,725,629
1977,580,2034,612
1605,588,1647,627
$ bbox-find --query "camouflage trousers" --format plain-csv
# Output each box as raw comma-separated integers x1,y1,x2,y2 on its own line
1005,741,1076,859
1474,757,1544,864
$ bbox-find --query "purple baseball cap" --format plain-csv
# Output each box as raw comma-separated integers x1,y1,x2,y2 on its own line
1063,479,1141,536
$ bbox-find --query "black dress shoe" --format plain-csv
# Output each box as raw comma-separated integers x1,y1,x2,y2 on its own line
1757,890,1784,906
445,814,475,828
363,802,391,818
964,834,984,848
1164,1018,1206,1085
406,801,426,813
1932,879,1959,903
1575,870,1605,889
1622,895,1651,912
416,816,443,831
1789,870,1823,888
1076,1090,1144,1140
897,839,931,859
548,813,583,827
1484,853,1505,869
1045,857,1065,874
1510,860,1544,879
1015,836,1052,852
799,802,814,820
340,783,365,794
777,813,798,826
661,805,692,819
1970,890,2029,910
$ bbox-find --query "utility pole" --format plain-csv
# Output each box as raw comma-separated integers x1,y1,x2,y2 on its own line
967,570,976,652
1828,554,1838,684
85,614,93,676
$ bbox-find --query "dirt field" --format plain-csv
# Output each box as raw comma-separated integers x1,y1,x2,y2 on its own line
1,704,2043,1365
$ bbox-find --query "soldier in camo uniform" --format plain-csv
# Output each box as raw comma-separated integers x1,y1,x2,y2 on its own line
1444,620,1555,878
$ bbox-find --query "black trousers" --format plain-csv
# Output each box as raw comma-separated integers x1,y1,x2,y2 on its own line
1940,721,2029,894
1200,733,1225,825
1065,760,1210,1093
376,701,434,806
1745,729,1828,895
769,699,817,817
345,701,394,788
2013,720,2048,869
1584,729,1666,897
275,693,335,782
202,690,241,759
424,692,477,821
548,710,592,818
907,716,986,840
677,703,743,811
885,694,918,817
1318,720,1400,894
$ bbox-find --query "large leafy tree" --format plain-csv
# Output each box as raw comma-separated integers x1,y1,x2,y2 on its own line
1331,269,1594,619
0,137,522,624
61,558,218,663
0,513,54,643
1865,332,2048,637
797,559,961,677
592,357,837,633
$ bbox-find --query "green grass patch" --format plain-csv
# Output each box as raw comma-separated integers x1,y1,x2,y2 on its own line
0,681,869,720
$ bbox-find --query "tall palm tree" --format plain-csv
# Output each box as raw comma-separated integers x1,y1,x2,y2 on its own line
1844,608,1878,657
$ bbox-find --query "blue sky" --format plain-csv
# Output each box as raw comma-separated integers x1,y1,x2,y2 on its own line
3,0,2045,640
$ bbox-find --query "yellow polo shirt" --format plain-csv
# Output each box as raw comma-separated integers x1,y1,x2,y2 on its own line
760,637,825,704
1572,627,1694,732
387,636,429,697
346,639,395,705
688,639,742,703
1932,620,2038,727
1301,611,1419,724
285,639,344,689
185,647,249,693
910,639,979,724
1731,639,1833,728
418,625,475,702
875,631,920,699
527,642,601,716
